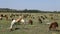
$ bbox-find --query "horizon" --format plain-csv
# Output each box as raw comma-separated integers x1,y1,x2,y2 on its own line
0,0,60,11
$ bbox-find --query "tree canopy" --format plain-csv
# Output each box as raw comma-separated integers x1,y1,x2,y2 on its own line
0,8,60,13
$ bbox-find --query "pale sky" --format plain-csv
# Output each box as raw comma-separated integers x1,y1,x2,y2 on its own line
0,0,60,11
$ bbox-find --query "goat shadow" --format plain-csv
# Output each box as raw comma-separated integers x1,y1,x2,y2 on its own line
15,28,20,30
55,30,60,32
49,30,60,32
13,27,29,31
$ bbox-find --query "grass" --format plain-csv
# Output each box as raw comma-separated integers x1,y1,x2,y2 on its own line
0,13,60,34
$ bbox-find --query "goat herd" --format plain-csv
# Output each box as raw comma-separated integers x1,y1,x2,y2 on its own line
0,13,60,32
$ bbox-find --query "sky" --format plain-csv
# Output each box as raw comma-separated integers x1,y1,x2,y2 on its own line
0,0,60,11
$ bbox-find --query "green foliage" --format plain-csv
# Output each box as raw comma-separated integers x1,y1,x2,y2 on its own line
0,8,60,13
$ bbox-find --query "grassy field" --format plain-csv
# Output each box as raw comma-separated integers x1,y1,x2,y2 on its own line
0,13,60,34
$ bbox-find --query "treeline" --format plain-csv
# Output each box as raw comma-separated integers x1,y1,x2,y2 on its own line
0,8,60,13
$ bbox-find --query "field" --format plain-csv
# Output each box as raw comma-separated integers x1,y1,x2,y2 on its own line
0,13,60,34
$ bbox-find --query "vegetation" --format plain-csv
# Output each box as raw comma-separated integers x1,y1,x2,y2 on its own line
0,8,60,13
0,13,60,34
0,8,60,34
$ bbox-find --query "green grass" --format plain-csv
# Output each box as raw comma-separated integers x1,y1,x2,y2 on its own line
0,13,60,34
